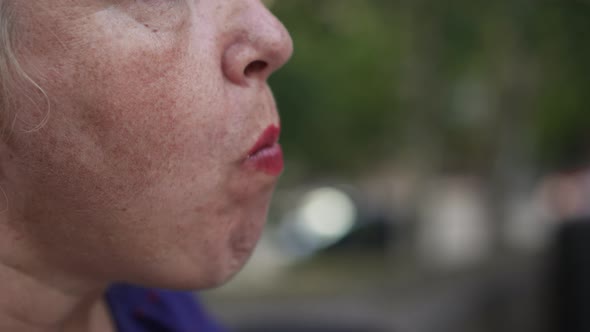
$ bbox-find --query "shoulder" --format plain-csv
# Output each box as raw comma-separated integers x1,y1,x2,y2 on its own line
106,283,226,332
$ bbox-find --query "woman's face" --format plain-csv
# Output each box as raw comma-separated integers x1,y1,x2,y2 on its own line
7,0,292,288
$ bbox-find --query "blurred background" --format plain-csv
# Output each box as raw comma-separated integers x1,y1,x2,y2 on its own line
202,1,590,331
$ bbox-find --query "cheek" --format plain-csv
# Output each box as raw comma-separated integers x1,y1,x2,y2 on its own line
45,39,230,191
23,7,244,202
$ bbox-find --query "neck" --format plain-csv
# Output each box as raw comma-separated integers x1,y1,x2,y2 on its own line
0,259,114,332
0,226,114,332
0,165,115,332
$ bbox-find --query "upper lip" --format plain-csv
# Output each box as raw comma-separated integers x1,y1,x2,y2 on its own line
247,125,281,157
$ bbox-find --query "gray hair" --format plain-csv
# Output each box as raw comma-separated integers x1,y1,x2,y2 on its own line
0,0,16,137
0,1,49,138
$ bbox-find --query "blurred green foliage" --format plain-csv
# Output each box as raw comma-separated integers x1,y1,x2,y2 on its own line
268,0,590,177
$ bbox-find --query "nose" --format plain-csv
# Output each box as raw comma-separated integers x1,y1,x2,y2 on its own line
222,1,294,86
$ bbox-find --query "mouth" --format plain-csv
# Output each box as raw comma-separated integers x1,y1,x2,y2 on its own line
243,125,284,176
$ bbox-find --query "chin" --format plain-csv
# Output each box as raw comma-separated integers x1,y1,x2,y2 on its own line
129,263,238,291
127,183,272,291
131,241,257,291
200,232,264,289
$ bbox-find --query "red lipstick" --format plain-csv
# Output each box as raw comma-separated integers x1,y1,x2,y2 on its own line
244,125,284,176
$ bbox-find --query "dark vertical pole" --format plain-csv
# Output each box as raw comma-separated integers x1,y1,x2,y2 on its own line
551,218,590,332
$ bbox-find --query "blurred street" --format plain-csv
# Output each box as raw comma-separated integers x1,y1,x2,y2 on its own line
204,252,548,332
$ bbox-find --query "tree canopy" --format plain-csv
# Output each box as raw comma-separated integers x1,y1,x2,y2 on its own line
268,0,590,178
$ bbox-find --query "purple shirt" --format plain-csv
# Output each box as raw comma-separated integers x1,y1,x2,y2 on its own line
106,284,226,332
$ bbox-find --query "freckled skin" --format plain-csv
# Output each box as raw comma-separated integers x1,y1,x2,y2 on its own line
3,0,293,290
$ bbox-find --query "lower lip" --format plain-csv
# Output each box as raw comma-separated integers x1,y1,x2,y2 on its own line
244,143,284,176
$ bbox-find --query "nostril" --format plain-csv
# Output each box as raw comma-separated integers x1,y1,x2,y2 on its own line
244,60,268,77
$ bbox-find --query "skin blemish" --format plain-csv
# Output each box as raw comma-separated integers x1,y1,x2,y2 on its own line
143,23,158,33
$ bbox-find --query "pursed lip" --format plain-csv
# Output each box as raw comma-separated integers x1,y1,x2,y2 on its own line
243,125,284,176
